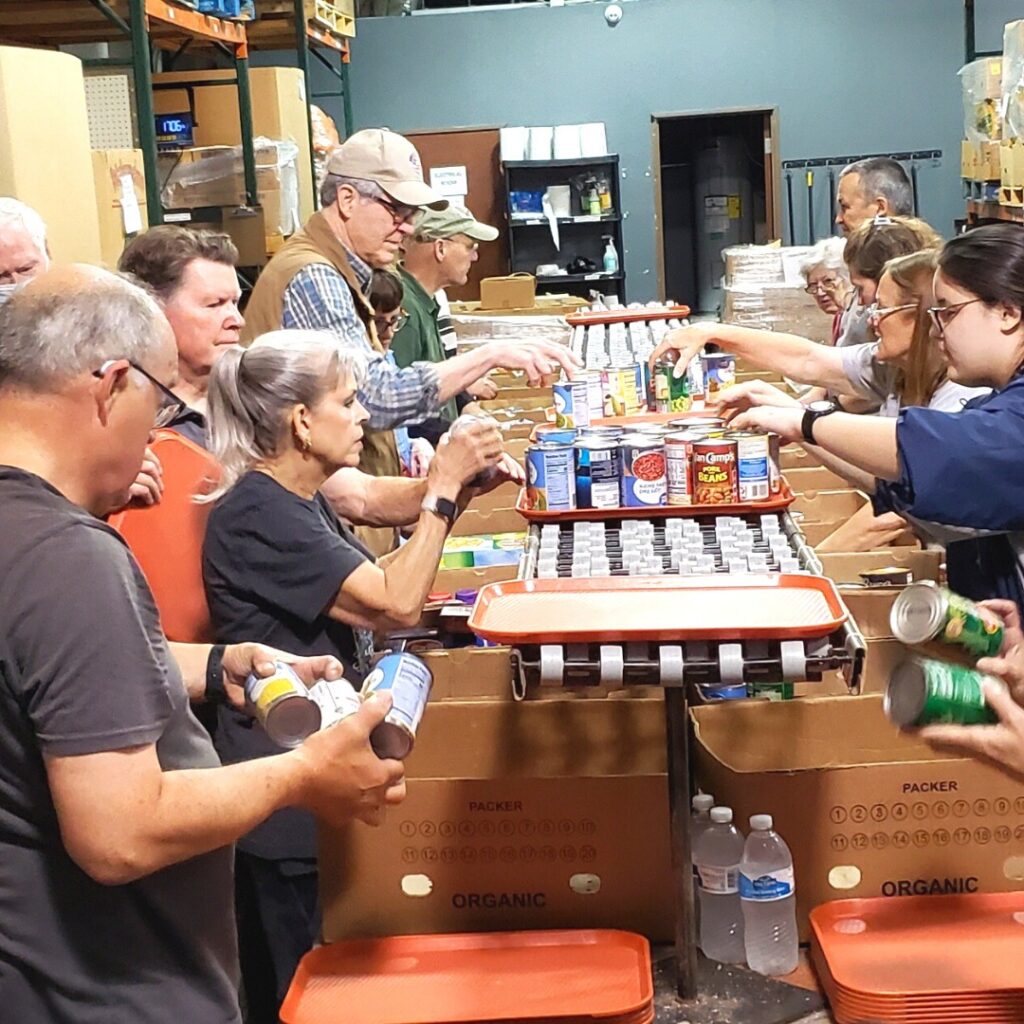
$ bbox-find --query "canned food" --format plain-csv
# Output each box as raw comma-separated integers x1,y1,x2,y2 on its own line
701,352,737,400
578,425,625,441
601,364,643,417
449,413,501,487
308,677,362,730
575,437,622,509
620,433,667,506
859,567,913,587
668,416,725,430
767,432,782,495
361,652,434,759
526,442,576,511
654,357,693,414
535,425,577,445
245,661,320,749
664,430,695,506
692,438,739,505
890,581,1004,658
728,430,770,503
579,370,604,423
553,379,591,429
885,659,998,727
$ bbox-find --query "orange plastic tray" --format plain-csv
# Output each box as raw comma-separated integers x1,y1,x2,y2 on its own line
567,305,690,327
468,574,846,645
810,893,1024,999
516,480,796,523
279,929,653,1024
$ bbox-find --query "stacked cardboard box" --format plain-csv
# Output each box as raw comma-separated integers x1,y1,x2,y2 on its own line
91,148,147,269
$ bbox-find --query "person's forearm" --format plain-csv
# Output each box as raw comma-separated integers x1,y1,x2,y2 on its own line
810,413,900,480
321,469,428,528
435,348,495,403
803,445,876,493
713,325,850,393
168,642,213,701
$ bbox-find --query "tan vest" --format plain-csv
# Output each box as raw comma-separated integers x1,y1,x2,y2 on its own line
243,212,400,556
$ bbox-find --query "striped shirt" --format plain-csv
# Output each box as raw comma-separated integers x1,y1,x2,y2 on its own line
281,254,441,431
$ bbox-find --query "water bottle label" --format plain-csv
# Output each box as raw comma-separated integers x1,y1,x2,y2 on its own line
739,867,795,902
697,865,738,894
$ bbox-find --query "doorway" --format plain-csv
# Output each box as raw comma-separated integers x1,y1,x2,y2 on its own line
652,109,781,315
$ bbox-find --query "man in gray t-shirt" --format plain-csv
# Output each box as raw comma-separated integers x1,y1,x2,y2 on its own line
0,267,407,1023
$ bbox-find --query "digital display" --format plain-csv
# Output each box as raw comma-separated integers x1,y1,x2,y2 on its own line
155,111,194,151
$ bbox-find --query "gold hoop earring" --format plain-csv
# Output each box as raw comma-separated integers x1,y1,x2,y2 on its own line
301,435,312,453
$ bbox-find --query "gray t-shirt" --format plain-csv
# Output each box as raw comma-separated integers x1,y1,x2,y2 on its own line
835,299,874,349
0,467,239,1024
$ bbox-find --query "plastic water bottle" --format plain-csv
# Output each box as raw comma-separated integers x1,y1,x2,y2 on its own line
690,793,715,933
693,806,745,963
739,814,799,976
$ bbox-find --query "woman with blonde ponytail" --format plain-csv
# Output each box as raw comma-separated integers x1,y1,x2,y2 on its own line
201,329,513,1018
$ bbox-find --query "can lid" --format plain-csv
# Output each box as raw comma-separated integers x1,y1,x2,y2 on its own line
749,814,773,831
265,693,322,748
710,806,733,823
890,580,946,645
884,660,928,727
455,589,478,604
692,793,715,811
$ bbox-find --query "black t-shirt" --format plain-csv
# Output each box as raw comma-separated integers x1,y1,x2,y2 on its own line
203,470,372,860
0,468,238,1023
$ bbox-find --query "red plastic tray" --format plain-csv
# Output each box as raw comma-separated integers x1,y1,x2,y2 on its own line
468,574,846,645
567,305,690,327
516,480,796,523
280,929,653,1024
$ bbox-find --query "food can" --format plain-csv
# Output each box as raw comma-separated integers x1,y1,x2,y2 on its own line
579,425,625,442
308,677,362,730
767,432,782,495
450,413,501,487
245,661,320,749
884,659,998,727
580,370,604,422
664,430,695,506
890,581,1004,658
525,442,576,511
601,364,643,417
728,430,771,503
668,416,726,430
692,438,739,505
619,433,667,507
859,567,913,587
634,362,650,413
574,436,622,509
361,652,435,759
535,425,577,445
701,352,737,401
553,379,591,429
654,357,693,414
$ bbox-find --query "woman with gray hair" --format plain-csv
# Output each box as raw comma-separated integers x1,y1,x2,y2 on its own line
201,328,506,1021
799,237,854,343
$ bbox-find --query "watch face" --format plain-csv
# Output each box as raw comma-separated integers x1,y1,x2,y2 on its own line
808,400,836,413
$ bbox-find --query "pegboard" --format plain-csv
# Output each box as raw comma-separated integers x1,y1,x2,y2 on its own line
84,73,137,150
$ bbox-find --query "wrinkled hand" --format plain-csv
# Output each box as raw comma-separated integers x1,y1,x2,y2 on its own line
493,341,579,386
919,677,1024,781
976,600,1024,705
127,447,164,507
294,694,407,827
712,380,802,421
472,451,525,496
729,405,804,443
467,375,498,400
649,323,721,378
221,643,344,712
432,416,503,492
408,437,434,479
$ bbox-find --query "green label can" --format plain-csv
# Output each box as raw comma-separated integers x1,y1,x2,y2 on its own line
654,357,692,414
885,658,999,727
890,581,1004,658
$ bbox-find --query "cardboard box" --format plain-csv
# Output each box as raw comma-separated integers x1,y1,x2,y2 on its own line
975,140,1002,181
840,588,901,640
0,47,102,264
467,479,520,513
319,695,674,942
433,564,519,595
793,489,866,523
91,148,147,268
452,295,588,318
779,446,821,471
421,646,514,701
479,274,537,311
818,549,943,585
451,507,528,538
692,695,1024,940
153,66,314,225
961,138,976,178
785,466,851,494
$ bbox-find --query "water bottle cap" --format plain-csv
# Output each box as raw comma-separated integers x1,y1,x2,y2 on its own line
692,793,714,812
750,814,773,831
710,806,733,824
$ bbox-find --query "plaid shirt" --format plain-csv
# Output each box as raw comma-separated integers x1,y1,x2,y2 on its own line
281,254,441,430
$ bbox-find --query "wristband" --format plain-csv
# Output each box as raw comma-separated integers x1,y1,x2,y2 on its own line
205,644,228,705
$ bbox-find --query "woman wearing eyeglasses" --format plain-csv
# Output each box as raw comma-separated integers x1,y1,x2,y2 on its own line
800,238,855,344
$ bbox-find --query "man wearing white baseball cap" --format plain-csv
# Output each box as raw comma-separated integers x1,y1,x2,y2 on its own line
243,129,576,549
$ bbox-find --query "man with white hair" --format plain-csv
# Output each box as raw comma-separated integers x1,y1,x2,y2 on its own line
0,198,50,297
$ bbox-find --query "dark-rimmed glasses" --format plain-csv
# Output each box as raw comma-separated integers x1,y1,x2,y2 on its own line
927,298,985,336
369,194,418,226
93,359,187,428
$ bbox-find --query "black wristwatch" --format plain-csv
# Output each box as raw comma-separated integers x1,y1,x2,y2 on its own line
421,493,458,526
801,399,840,444
205,644,228,705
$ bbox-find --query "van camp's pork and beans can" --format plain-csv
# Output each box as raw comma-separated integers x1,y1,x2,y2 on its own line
574,436,622,509
890,581,1004,658
692,438,739,505
526,442,576,511
885,659,999,727
664,430,695,506
620,434,667,506
245,661,320,749
361,652,435,759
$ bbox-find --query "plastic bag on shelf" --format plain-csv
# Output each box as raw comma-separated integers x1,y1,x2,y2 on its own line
452,314,573,351
1004,22,1024,140
959,56,1003,141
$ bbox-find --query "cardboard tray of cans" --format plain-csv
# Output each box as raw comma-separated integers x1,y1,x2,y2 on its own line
468,574,847,645
515,480,796,523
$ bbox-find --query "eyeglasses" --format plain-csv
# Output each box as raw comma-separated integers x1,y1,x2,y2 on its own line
93,359,188,429
804,276,843,295
867,302,917,324
369,194,418,226
927,298,985,336
373,312,408,333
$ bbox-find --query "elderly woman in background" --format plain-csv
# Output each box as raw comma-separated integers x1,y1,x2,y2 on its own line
800,237,854,344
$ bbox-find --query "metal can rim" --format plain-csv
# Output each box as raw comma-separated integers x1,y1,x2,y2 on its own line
890,580,947,645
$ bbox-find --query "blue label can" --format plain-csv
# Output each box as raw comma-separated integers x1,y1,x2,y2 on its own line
619,434,667,507
536,425,577,445
575,437,622,509
361,652,434,759
526,442,576,511
553,379,590,429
